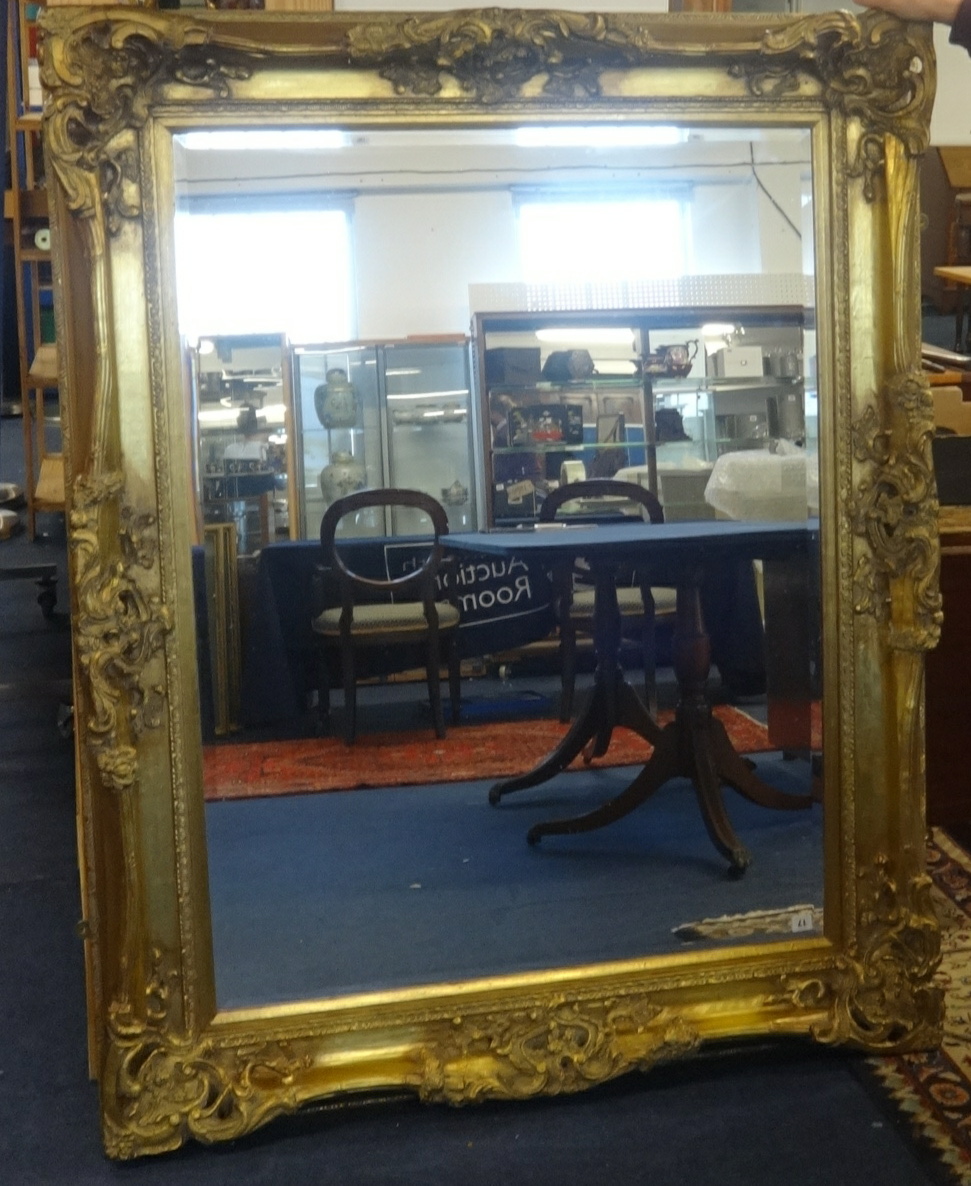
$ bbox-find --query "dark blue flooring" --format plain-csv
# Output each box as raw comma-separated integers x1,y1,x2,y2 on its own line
207,758,822,1007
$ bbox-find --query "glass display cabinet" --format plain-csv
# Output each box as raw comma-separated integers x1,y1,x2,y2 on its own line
189,332,297,555
292,336,476,540
472,308,813,526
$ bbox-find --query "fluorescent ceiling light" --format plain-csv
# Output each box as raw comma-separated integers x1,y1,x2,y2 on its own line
179,129,347,152
535,328,634,345
386,389,470,401
197,402,286,426
513,125,684,149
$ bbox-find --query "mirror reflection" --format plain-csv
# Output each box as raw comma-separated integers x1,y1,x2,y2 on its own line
174,123,822,1009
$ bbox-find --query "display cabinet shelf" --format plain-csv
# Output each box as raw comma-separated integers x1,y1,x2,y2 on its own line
473,307,812,527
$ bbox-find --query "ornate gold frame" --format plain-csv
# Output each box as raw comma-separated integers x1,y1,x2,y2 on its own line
42,7,942,1158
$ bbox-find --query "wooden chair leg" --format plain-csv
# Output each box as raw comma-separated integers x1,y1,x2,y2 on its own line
315,645,332,735
340,637,357,744
559,619,578,723
426,635,446,738
448,636,461,726
640,601,658,717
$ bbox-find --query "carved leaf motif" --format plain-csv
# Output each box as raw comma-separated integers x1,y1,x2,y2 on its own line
347,10,647,103
69,475,172,792
41,16,254,230
419,996,699,1104
850,372,941,650
104,951,308,1157
784,855,943,1051
105,1035,306,1157
736,12,933,200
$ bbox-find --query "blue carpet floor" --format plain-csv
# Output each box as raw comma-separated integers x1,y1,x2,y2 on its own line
206,755,820,1007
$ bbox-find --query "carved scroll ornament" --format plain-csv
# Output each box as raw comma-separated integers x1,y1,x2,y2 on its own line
785,854,943,1051
850,373,942,651
39,9,933,236
418,995,699,1105
70,474,173,794
102,975,699,1156
103,949,309,1158
739,12,934,200
41,14,254,231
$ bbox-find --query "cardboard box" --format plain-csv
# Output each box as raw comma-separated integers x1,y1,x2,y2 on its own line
709,345,765,378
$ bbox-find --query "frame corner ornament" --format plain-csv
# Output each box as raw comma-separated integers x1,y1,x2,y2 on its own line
787,854,943,1051
40,11,255,231
737,11,934,200
101,950,308,1158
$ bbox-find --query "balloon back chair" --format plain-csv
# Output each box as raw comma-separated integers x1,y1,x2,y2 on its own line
538,478,677,720
313,488,461,744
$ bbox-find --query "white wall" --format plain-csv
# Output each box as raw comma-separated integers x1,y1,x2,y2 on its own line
349,169,803,338
354,192,519,337
932,25,971,146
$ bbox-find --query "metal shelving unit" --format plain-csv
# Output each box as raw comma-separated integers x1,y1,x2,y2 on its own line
5,1,64,539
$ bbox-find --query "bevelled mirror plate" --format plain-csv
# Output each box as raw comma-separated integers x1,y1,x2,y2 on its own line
41,7,942,1159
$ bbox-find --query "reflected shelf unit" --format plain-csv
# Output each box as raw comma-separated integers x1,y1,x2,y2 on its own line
472,306,812,527
189,333,298,557
5,1,64,538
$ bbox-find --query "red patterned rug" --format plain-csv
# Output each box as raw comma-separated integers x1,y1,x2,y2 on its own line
870,830,971,1184
203,704,775,801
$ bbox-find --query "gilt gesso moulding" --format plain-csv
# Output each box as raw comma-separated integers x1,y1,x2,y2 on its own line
40,7,941,1157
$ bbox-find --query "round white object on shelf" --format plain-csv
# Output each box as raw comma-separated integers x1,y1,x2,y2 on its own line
34,227,51,251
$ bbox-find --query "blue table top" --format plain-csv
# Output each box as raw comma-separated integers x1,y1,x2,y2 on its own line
448,518,818,565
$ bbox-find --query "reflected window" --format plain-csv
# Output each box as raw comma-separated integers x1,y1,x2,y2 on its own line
174,206,353,342
518,197,688,284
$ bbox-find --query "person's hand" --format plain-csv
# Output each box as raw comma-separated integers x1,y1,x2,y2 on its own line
856,0,961,23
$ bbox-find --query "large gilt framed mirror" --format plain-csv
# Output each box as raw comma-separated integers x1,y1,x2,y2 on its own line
43,6,943,1158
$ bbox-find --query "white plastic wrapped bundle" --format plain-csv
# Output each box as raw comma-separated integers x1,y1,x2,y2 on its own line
703,445,818,521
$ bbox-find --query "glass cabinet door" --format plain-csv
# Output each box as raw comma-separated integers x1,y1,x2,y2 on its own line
292,344,382,541
383,340,474,535
293,338,476,539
